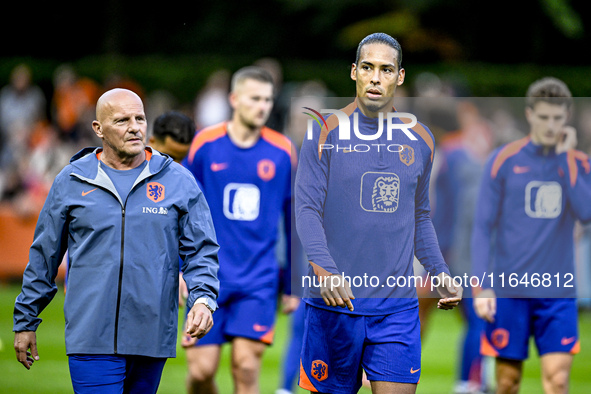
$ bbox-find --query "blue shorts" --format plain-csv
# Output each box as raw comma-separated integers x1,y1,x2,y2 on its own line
68,354,166,394
189,284,278,346
299,304,421,394
481,298,579,360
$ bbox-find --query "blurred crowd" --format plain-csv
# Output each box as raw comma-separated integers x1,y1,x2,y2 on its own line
0,63,147,217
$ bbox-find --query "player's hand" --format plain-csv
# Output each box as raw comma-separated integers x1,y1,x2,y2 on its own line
434,273,462,310
14,331,39,370
556,126,577,154
186,303,213,340
319,275,355,312
178,272,188,307
281,294,300,314
473,289,496,323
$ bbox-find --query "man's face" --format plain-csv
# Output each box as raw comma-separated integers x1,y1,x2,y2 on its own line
94,92,147,160
351,43,404,116
230,79,274,129
149,135,191,163
526,101,569,147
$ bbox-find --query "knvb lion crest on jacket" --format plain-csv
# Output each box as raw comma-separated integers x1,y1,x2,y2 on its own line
147,182,165,203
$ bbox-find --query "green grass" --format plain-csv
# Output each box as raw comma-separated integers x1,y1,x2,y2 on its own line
2,283,591,393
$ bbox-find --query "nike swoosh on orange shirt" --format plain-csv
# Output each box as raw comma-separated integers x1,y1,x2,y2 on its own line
513,165,530,174
561,336,576,346
410,367,420,374
211,162,229,172
82,188,98,196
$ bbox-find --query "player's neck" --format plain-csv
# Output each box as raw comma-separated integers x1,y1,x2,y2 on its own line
356,98,396,119
529,133,555,155
227,120,261,149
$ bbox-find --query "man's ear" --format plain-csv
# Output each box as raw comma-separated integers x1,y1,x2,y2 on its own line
397,68,405,86
525,106,533,125
228,91,238,110
92,120,103,138
350,63,357,81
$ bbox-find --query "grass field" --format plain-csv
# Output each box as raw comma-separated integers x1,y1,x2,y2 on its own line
2,282,591,393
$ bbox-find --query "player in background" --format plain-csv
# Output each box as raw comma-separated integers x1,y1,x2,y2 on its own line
148,110,196,304
472,77,591,393
295,32,462,394
182,66,298,394
431,101,493,393
149,111,195,163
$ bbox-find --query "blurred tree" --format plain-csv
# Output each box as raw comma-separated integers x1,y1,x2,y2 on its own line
0,0,588,65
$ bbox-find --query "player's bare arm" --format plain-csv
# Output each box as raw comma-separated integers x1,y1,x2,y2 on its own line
14,331,39,370
434,272,463,310
178,272,188,307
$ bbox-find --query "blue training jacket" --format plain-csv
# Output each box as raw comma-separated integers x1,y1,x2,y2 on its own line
13,147,220,358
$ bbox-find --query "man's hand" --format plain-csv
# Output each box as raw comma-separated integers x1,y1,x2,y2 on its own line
186,303,213,340
319,275,355,312
14,331,39,370
434,272,463,310
556,126,577,154
473,288,496,323
281,294,300,314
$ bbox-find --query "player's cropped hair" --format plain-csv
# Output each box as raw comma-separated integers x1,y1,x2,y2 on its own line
526,77,573,109
355,32,403,69
152,111,196,144
231,66,274,92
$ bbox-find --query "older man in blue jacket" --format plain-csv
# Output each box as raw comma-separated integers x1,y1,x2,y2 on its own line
13,88,220,393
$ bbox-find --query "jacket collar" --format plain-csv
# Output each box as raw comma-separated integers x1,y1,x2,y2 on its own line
69,147,173,205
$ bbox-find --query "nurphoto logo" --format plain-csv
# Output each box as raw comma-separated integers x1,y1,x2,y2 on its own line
302,107,418,141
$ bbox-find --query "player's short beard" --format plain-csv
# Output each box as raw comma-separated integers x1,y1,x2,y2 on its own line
239,112,266,130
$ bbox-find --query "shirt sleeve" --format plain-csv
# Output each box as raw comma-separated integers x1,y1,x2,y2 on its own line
559,149,591,223
295,124,339,276
178,171,220,309
471,152,503,293
13,171,69,332
431,150,456,260
414,147,451,277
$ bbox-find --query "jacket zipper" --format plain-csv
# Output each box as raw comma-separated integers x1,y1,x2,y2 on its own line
113,206,125,353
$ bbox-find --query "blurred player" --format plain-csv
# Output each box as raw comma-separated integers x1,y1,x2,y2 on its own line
295,32,462,394
148,110,196,305
149,110,195,163
182,66,297,394
472,77,591,393
13,88,219,393
431,102,492,393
